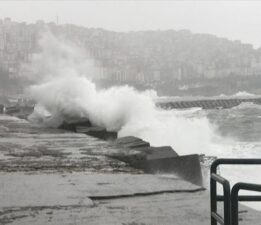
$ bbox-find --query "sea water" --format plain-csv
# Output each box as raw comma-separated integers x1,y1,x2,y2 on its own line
157,96,261,211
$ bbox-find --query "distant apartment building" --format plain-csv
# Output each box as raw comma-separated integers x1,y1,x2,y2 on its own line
0,18,39,78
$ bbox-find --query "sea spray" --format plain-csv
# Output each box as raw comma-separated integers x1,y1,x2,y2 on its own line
22,31,98,83
26,32,218,155
28,75,218,155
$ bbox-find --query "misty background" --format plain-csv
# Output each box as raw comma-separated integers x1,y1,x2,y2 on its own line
1,1,261,96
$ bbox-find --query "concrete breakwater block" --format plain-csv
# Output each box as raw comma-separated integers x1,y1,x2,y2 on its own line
132,154,203,186
59,118,91,131
76,126,117,140
111,136,173,163
110,145,178,166
59,119,117,140
115,136,150,149
112,136,202,186
139,146,179,160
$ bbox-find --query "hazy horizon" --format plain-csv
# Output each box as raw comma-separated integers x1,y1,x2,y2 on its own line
1,1,261,48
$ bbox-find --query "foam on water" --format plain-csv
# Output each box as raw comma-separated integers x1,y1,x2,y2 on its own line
232,101,261,110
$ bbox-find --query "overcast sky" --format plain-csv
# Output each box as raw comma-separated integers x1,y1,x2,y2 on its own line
1,1,261,48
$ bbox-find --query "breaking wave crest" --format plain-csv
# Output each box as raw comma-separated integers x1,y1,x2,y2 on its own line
232,102,261,110
28,74,219,155
219,91,258,98
26,32,221,155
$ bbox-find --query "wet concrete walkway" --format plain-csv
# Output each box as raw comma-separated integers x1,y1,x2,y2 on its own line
0,115,260,225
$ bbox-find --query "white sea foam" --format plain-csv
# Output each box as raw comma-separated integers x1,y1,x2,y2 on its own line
218,91,258,98
232,91,257,97
25,32,221,155
231,101,261,110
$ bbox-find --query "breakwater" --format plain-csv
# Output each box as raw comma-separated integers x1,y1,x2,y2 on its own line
0,106,204,186
158,97,261,109
60,119,203,186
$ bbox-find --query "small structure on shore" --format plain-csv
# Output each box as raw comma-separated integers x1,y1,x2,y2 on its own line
0,97,35,119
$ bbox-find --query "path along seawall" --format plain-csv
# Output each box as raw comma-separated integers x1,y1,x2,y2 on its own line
0,98,260,224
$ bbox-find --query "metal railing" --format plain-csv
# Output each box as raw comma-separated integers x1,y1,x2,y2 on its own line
210,158,261,225
231,182,261,225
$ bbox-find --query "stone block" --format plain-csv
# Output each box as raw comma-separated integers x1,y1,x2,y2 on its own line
136,146,178,160
76,126,117,140
132,154,203,186
109,146,178,168
59,118,91,131
115,136,150,149
115,136,144,144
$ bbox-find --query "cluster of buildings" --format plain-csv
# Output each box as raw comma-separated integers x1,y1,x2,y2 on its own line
89,30,261,83
0,18,37,78
1,18,261,88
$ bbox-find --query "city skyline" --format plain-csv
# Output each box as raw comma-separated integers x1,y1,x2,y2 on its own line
0,1,261,48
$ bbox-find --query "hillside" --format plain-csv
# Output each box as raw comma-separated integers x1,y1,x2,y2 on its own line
1,18,261,96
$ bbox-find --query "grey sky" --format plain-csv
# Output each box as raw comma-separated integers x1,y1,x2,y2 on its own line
1,1,261,48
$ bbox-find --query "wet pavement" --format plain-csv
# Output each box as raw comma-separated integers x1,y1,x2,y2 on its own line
0,115,260,225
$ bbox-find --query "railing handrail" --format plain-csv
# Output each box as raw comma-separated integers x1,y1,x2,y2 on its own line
211,158,261,174
210,158,261,225
211,172,231,225
231,182,261,225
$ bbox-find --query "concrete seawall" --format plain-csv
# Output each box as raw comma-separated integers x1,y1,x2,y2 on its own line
0,114,260,225
158,97,261,109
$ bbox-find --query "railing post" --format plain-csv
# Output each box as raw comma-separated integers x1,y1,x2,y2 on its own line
231,182,261,225
223,180,231,225
210,177,217,225
211,159,220,225
231,184,240,225
210,159,232,225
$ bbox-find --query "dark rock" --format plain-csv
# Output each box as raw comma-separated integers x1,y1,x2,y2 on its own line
59,118,117,140
76,126,117,140
115,136,144,144
132,154,203,186
109,146,178,166
135,146,178,160
59,118,91,131
115,136,150,149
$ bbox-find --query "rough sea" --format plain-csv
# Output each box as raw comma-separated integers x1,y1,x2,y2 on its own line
159,94,261,211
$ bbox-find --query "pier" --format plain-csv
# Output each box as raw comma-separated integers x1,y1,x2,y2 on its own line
158,97,261,109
